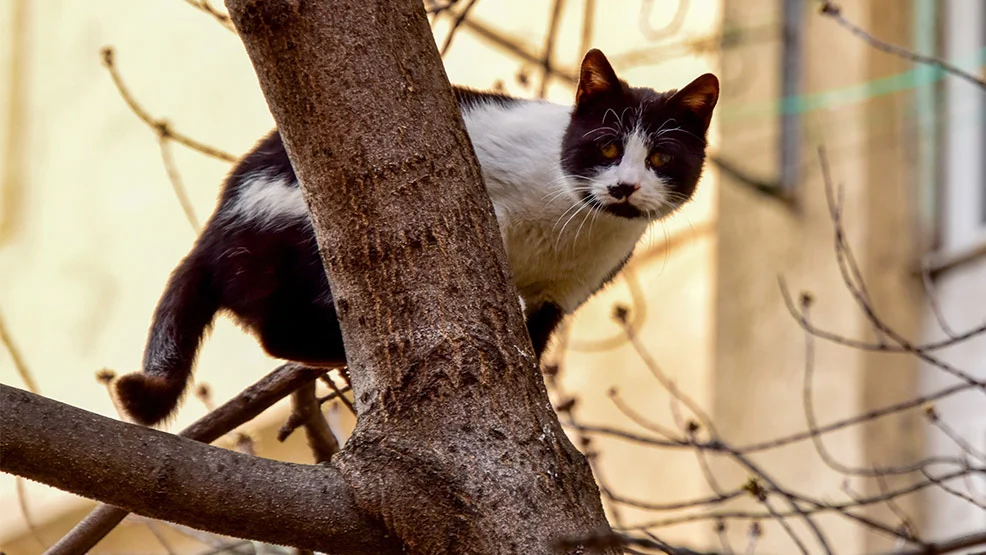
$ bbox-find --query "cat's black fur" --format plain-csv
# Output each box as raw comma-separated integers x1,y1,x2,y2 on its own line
116,50,718,426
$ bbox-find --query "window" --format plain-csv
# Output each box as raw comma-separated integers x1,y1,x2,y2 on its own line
940,0,986,255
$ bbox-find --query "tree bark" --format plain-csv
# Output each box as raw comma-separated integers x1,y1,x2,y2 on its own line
224,0,615,553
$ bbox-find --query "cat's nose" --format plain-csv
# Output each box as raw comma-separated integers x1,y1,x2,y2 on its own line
608,183,640,200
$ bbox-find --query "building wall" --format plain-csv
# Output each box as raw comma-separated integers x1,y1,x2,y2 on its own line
714,0,925,552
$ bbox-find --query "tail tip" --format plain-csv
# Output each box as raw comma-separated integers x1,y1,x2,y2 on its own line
115,373,184,426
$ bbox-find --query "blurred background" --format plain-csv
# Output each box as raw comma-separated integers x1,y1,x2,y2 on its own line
1,0,984,553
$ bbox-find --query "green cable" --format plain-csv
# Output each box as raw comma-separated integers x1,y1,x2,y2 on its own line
721,45,986,123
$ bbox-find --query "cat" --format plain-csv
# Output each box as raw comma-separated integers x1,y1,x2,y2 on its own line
115,49,718,426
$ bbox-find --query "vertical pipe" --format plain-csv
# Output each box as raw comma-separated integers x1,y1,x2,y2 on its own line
780,0,804,190
913,0,938,249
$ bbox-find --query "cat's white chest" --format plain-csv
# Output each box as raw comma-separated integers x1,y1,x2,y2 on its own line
498,209,645,313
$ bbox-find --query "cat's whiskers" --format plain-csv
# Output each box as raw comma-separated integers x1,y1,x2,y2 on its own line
554,198,594,251
620,106,637,130
552,193,590,232
574,198,604,254
572,200,595,250
582,125,620,138
652,117,678,136
540,175,593,204
602,108,625,132
654,126,703,144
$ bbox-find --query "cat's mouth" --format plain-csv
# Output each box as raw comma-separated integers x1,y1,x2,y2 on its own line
581,193,647,219
600,202,644,219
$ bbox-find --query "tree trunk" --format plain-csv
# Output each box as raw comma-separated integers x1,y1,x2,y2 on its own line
2,1,616,553
224,0,615,552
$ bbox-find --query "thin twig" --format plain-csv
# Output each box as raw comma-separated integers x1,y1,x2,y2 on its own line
568,267,650,352
619,466,984,531
579,0,595,62
873,473,919,543
182,0,236,32
0,308,40,394
926,406,986,464
816,146,985,390
145,520,179,555
425,0,460,16
158,135,201,231
818,1,986,90
538,0,566,98
452,17,579,84
15,476,46,550
890,529,986,555
618,316,832,554
638,0,689,42
278,381,339,463
438,0,481,56
321,373,356,416
605,487,745,512
100,47,237,162
711,154,793,209
715,520,735,555
919,260,959,338
778,278,986,355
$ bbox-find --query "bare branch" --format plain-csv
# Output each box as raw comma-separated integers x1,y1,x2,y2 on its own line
578,0,595,64
438,0,480,56
637,0,689,42
538,0,566,98
100,46,237,162
448,17,579,84
779,277,986,355
48,363,327,555
0,307,40,394
711,154,793,209
1,384,399,554
890,529,986,555
279,380,339,463
15,476,46,550
157,136,201,231
818,1,986,90
182,0,236,32
320,373,356,416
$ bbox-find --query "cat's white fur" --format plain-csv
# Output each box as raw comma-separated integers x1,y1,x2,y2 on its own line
232,173,308,227
230,99,664,315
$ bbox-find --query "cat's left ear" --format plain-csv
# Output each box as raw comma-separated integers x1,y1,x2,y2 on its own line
575,49,623,109
668,73,719,128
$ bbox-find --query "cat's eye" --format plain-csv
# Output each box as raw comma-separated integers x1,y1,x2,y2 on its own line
649,151,673,168
600,142,620,159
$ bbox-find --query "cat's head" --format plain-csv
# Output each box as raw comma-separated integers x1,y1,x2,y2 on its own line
561,49,719,220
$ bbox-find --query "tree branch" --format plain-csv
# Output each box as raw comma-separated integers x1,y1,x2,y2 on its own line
1,384,400,554
50,363,325,555
279,380,340,463
890,529,986,555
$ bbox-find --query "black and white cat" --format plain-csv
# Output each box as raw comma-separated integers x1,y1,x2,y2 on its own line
116,49,718,425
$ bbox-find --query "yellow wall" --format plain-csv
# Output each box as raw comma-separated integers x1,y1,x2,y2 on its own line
714,1,924,552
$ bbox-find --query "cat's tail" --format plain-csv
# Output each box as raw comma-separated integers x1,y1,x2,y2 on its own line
115,253,220,426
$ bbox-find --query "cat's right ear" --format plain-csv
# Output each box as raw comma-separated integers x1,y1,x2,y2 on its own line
575,49,622,109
